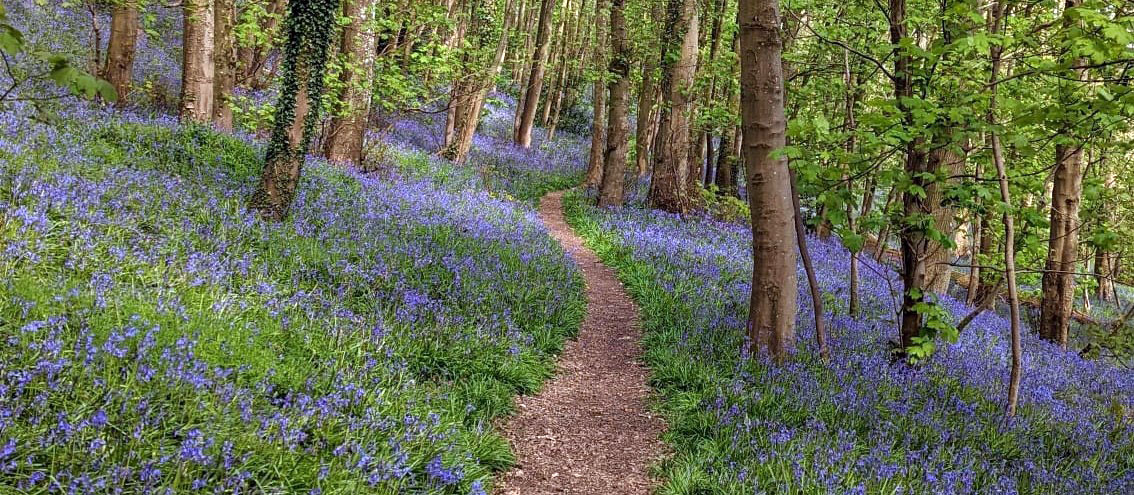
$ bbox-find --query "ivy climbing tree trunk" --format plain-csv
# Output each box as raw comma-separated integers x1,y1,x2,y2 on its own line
103,1,139,108
647,0,698,214
325,0,378,166
250,0,340,221
738,0,796,361
597,0,628,207
514,0,555,148
181,0,216,122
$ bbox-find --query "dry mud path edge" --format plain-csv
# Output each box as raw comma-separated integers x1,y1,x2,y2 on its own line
494,191,667,495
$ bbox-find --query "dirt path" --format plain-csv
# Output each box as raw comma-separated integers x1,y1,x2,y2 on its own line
495,191,666,494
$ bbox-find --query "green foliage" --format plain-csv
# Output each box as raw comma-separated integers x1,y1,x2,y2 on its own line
0,2,115,104
698,185,749,224
905,293,959,363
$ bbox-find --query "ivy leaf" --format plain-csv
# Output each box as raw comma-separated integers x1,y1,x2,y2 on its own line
0,24,23,54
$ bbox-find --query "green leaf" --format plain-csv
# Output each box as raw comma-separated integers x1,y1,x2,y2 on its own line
97,80,118,102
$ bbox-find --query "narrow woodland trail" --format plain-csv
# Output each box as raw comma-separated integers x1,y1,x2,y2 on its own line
496,191,666,494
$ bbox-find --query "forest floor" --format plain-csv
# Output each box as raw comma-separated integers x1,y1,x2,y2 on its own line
495,191,666,495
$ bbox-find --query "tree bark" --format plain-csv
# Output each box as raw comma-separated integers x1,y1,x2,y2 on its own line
597,0,629,207
1038,0,1087,348
447,0,515,165
585,0,609,188
923,144,965,295
181,0,216,122
890,0,931,350
213,0,236,130
714,125,738,196
1095,163,1118,301
1039,142,1085,348
325,0,378,165
104,1,140,108
514,0,556,148
648,0,698,214
739,0,797,360
635,58,658,177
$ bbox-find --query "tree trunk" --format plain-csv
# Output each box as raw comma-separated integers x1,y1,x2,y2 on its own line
1095,164,1118,301
512,0,536,136
250,0,337,221
597,0,629,207
844,49,862,317
739,0,796,360
647,0,698,214
104,2,140,107
514,0,556,148
1038,0,1087,348
213,0,236,130
923,144,965,295
585,0,609,188
448,0,515,165
1039,142,1085,348
890,0,931,351
325,0,378,165
791,169,829,360
714,125,738,197
635,58,657,177
181,0,216,122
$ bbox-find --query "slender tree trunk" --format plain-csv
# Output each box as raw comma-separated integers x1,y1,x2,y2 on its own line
714,125,738,196
104,1,140,107
843,49,862,317
874,184,899,261
325,0,378,165
512,0,536,136
739,0,796,360
648,0,698,213
181,0,216,122
514,0,556,148
541,9,568,128
597,0,629,207
213,0,236,130
585,0,609,187
791,169,829,360
890,0,932,350
448,0,515,164
993,131,1023,416
1095,163,1117,301
966,204,983,304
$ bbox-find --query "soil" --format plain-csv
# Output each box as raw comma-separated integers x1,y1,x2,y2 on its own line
495,191,666,494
